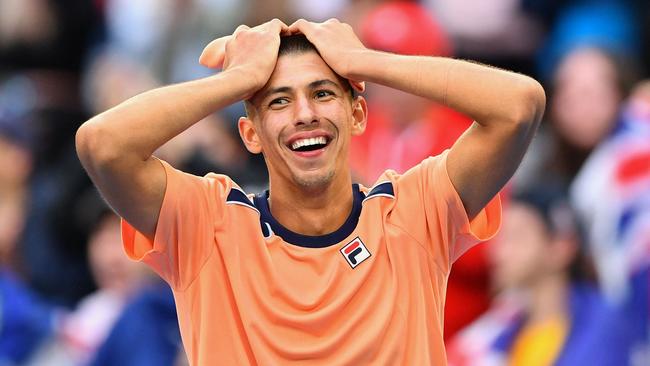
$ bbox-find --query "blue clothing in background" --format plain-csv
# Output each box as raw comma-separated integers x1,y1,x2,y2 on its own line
90,282,182,366
0,269,55,365
494,284,634,366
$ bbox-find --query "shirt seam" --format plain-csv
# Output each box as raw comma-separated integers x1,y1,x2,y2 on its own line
173,232,217,293
387,221,448,276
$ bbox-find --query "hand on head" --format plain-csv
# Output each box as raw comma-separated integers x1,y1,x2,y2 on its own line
287,18,367,90
199,19,289,98
199,18,366,96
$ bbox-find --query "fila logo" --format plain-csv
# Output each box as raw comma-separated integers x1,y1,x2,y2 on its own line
341,237,371,268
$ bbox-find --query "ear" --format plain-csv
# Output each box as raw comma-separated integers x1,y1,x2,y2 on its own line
238,117,262,154
350,96,368,136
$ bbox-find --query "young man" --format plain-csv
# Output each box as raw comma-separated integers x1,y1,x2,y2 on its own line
76,19,545,365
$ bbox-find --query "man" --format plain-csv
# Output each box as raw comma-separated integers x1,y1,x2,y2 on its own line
76,19,545,365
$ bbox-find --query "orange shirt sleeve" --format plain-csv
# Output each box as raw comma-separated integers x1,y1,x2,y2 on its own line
389,150,501,273
121,158,233,290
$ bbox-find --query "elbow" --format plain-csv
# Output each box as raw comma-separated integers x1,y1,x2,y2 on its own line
76,118,123,172
509,77,546,130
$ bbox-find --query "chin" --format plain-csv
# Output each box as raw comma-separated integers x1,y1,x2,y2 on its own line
293,169,336,190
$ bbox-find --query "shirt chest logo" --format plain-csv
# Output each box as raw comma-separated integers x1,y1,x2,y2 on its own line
341,237,371,268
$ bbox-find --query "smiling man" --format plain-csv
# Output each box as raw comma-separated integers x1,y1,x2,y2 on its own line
76,19,545,365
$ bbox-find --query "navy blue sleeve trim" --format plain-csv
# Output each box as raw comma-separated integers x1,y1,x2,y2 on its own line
225,187,259,213
363,181,395,202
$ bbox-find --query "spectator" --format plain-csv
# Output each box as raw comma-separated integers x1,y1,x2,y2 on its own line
570,81,650,364
514,46,633,193
0,121,57,366
56,208,148,364
447,189,632,365
90,281,183,366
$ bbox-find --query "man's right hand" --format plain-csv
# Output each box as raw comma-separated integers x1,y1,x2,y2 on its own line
200,19,289,98
76,19,289,239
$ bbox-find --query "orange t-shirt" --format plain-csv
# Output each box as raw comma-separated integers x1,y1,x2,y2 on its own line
122,151,501,365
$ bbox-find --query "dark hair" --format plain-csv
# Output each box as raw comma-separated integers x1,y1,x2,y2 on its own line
512,187,595,282
278,34,319,57
243,34,355,116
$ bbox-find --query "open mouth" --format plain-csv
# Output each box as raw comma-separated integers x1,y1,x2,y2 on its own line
288,136,331,153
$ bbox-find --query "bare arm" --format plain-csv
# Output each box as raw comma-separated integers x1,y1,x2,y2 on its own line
291,19,545,219
76,20,287,238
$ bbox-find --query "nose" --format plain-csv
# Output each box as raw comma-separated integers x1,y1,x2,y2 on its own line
293,94,319,127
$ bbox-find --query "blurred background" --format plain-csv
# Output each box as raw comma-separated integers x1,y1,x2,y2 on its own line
0,0,648,365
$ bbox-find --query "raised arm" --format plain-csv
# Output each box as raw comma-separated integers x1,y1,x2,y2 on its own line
290,19,545,219
76,19,287,238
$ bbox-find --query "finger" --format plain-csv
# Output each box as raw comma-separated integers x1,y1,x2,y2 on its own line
350,81,365,93
288,19,314,35
263,18,289,34
234,24,250,35
199,35,231,68
200,24,250,69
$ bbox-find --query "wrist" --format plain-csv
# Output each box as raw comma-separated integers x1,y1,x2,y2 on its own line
218,67,264,100
345,49,384,81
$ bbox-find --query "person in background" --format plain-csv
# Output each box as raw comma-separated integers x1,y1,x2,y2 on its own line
0,120,58,366
447,189,632,366
57,208,148,364
89,281,183,366
570,80,650,365
513,1,640,194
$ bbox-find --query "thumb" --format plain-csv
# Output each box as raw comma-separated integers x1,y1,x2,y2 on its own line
199,35,231,69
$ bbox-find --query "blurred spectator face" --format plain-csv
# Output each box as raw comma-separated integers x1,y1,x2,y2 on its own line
0,198,25,264
84,50,157,114
0,135,31,264
551,48,622,150
0,0,57,46
88,214,142,294
0,135,31,188
490,202,552,291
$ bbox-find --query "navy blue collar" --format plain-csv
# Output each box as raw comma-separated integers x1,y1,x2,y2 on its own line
253,184,364,248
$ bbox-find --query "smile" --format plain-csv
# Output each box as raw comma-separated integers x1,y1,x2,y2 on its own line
290,136,329,152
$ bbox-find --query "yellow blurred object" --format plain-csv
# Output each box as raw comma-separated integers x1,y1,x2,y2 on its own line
509,315,569,366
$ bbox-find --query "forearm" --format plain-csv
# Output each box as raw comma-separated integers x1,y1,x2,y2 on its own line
348,51,545,127
76,69,251,166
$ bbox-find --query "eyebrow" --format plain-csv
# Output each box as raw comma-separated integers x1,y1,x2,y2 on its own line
258,79,342,102
308,79,342,90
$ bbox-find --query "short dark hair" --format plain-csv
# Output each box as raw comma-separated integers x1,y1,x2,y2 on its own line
278,34,319,57
243,34,355,116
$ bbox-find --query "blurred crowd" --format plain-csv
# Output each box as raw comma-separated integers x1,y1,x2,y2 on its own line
0,0,649,365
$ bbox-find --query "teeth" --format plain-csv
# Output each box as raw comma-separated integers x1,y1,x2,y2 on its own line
291,136,327,150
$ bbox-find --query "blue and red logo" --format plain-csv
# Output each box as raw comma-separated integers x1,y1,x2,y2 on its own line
341,237,371,268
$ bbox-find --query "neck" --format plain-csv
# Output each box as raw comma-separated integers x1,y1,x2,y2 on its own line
267,173,353,236
527,272,570,323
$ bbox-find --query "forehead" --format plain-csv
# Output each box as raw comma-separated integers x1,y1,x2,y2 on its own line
256,52,344,97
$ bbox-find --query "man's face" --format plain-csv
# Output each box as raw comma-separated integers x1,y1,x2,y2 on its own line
243,51,365,190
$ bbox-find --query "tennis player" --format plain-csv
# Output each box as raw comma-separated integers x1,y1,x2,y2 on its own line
76,18,545,365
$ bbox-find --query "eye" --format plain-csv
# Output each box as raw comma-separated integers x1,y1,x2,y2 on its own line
268,97,289,108
315,90,335,99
